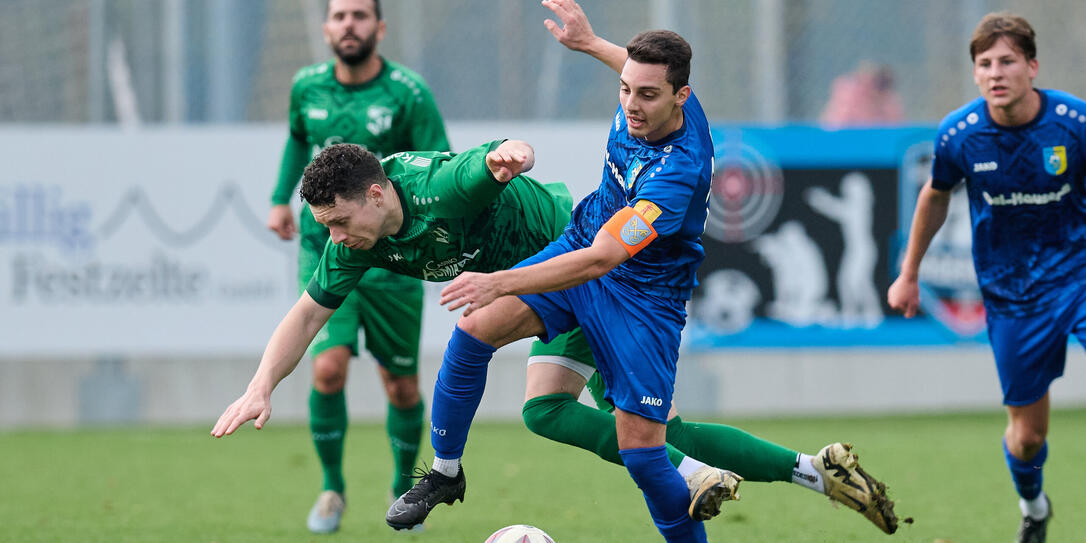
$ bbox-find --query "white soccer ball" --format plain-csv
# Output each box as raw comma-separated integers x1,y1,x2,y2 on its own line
484,524,556,543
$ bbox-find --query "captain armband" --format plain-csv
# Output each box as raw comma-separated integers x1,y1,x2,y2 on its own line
601,201,661,257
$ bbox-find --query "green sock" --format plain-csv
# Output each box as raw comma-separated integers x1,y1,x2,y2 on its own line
387,399,424,497
309,388,347,493
665,415,797,482
521,393,687,467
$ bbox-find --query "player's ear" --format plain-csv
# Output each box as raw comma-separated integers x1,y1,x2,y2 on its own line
376,19,387,43
674,85,691,107
367,182,384,206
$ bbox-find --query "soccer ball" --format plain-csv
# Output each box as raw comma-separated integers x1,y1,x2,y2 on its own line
484,524,556,543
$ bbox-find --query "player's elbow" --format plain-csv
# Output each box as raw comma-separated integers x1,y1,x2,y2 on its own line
584,234,631,278
584,261,613,280
582,251,623,280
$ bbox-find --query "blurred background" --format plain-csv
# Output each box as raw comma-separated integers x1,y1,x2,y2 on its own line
8,0,1086,125
4,0,1086,428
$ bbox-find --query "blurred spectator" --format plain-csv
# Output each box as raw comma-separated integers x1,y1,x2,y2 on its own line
820,62,905,127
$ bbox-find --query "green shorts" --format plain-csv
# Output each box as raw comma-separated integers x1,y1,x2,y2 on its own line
528,327,611,411
299,228,423,377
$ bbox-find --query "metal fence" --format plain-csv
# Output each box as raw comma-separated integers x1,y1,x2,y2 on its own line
3,0,1086,124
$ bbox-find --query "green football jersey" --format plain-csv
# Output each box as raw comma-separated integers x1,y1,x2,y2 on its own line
307,141,574,309
273,58,449,288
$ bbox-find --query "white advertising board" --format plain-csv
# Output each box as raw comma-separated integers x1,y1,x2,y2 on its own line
0,123,605,356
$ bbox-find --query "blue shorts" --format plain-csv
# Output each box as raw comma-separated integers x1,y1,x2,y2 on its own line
514,237,687,423
987,292,1086,406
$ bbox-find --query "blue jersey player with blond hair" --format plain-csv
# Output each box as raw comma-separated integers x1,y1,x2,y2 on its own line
889,12,1086,543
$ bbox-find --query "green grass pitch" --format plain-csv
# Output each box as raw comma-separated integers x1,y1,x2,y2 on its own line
3,408,1085,542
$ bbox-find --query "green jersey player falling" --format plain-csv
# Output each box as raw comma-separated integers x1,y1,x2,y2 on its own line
265,0,448,533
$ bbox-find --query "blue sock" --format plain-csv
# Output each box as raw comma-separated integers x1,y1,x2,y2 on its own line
619,446,707,543
1003,438,1046,500
430,326,496,460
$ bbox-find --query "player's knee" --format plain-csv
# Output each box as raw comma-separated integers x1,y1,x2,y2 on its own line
313,372,346,393
313,350,350,393
456,314,494,344
384,375,420,408
1012,430,1046,457
1006,423,1047,458
522,393,573,438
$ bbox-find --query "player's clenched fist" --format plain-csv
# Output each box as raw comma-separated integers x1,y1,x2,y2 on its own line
886,276,920,319
485,140,535,183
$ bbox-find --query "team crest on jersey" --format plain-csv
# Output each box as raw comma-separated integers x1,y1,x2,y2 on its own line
620,215,652,245
367,105,393,136
627,159,644,190
1044,146,1067,175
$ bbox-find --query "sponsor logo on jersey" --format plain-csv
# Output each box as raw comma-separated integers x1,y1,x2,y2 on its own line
388,253,404,262
620,215,652,245
627,158,644,190
366,105,393,136
433,227,450,244
640,395,663,406
972,161,998,172
982,183,1070,206
605,151,625,189
421,249,481,281
307,108,328,120
1044,146,1068,175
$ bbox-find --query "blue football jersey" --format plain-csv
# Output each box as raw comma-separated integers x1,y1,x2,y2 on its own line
564,90,714,300
931,89,1086,315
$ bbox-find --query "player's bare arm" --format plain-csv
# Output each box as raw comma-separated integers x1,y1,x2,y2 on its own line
267,204,297,240
887,179,952,318
485,139,535,183
211,292,334,437
542,0,627,74
441,227,630,316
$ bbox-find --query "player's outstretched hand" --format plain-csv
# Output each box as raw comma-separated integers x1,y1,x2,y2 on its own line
486,140,535,183
887,276,920,318
542,0,597,52
441,271,503,317
211,389,272,438
267,205,297,240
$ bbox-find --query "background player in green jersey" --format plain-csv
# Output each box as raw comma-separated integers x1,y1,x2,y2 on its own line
265,0,448,533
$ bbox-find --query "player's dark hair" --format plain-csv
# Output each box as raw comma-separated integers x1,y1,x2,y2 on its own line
626,30,692,93
326,0,382,21
970,12,1035,61
301,143,387,207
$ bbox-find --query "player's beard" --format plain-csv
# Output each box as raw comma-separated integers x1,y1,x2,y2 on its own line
333,31,377,66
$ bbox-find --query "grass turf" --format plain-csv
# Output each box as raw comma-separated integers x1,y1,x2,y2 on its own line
3,408,1084,542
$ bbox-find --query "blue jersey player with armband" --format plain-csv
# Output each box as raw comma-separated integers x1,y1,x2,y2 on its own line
889,12,1086,543
386,27,715,542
